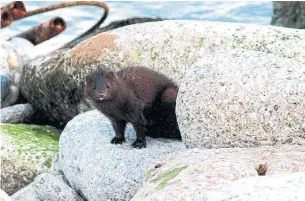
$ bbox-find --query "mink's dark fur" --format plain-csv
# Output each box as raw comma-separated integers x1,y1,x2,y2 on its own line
84,67,181,148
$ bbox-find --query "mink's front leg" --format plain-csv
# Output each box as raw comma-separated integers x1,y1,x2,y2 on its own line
110,118,126,144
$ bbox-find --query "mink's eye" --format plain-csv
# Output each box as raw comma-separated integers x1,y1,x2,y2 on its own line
106,80,110,89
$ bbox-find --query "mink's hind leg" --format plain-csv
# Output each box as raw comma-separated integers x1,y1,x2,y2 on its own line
126,100,147,148
110,118,126,144
131,113,147,149
158,86,181,139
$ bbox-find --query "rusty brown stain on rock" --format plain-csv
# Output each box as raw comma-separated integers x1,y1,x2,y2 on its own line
71,33,119,66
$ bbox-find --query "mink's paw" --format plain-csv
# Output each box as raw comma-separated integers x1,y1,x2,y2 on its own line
110,137,125,144
131,139,147,149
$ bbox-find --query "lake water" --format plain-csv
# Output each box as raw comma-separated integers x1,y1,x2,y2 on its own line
0,1,273,56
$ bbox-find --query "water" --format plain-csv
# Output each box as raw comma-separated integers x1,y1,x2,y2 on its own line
0,1,272,56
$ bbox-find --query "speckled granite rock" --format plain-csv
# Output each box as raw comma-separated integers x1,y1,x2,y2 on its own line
271,1,305,29
20,20,305,127
59,110,185,201
202,171,305,201
11,173,84,201
0,124,60,195
132,145,305,201
1,103,34,123
177,49,305,149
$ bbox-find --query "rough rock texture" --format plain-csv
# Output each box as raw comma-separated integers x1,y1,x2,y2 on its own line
0,37,34,108
202,171,305,201
59,110,185,201
271,1,305,29
177,49,305,149
0,103,34,123
0,124,60,195
20,20,305,127
11,173,84,201
132,145,305,201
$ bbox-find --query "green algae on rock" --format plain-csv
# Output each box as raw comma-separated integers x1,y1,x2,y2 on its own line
153,166,188,191
1,123,60,195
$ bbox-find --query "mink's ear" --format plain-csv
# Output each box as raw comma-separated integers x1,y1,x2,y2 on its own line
107,71,116,82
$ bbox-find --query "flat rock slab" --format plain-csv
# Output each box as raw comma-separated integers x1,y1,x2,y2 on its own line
58,110,185,201
132,145,305,201
177,49,305,149
11,173,84,201
0,124,60,195
20,20,305,127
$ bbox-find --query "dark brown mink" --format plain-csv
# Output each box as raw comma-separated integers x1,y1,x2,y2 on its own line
84,67,181,149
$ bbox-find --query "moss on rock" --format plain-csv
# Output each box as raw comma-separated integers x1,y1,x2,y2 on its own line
1,124,60,167
0,123,61,195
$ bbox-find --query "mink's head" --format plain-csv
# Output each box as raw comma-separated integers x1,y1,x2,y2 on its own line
84,68,118,101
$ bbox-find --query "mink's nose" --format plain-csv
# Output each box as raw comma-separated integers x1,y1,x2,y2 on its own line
98,92,107,98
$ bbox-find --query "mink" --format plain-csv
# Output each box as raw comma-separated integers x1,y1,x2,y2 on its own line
84,67,181,149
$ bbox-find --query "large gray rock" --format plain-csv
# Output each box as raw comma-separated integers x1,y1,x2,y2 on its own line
58,110,185,201
202,171,305,201
11,173,84,201
177,49,305,149
271,1,305,29
132,145,305,201
20,20,305,127
0,103,34,123
0,124,60,195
